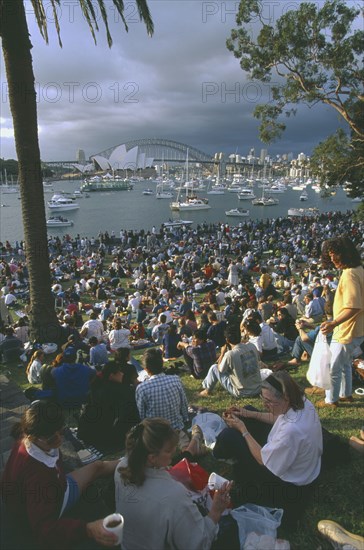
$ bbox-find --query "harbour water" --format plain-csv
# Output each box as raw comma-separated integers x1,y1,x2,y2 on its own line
0,180,358,243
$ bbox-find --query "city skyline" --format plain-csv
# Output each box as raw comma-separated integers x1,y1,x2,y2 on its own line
1,1,347,162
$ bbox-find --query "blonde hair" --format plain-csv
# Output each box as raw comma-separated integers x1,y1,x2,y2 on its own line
26,350,44,376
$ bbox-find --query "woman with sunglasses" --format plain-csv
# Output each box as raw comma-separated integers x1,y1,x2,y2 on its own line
1,400,119,549
213,371,323,528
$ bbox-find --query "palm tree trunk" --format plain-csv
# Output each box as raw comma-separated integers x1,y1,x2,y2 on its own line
1,0,60,342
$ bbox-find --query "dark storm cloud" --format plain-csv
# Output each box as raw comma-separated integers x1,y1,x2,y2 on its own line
0,0,347,161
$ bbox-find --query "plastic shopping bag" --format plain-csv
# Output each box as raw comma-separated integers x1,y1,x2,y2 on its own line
168,458,209,491
306,331,331,389
191,412,227,449
231,504,283,549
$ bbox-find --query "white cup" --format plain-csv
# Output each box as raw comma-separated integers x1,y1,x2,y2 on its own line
208,472,229,490
103,513,124,545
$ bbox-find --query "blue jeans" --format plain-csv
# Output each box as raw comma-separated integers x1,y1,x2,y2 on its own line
325,336,364,403
291,337,314,361
274,332,295,352
202,364,239,397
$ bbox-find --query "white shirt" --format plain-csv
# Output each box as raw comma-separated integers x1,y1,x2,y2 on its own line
261,399,322,485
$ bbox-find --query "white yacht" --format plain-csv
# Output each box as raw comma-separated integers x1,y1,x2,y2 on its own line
143,189,154,195
46,216,74,227
225,208,250,217
300,190,308,201
288,207,319,217
170,197,211,211
47,196,80,211
252,196,279,206
238,188,256,200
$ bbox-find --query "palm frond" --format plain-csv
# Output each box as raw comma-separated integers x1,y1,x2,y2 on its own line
30,0,62,46
29,0,154,48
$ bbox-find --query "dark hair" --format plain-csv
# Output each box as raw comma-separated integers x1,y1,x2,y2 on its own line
225,325,241,345
11,400,64,440
100,361,121,381
143,347,163,374
193,328,207,342
322,237,362,268
119,418,178,486
261,371,304,411
115,347,131,365
159,314,167,324
89,336,98,346
243,319,261,337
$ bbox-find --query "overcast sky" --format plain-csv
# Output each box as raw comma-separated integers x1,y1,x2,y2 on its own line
0,0,349,162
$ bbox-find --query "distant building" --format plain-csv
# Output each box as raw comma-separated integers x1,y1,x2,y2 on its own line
260,148,267,164
76,149,86,163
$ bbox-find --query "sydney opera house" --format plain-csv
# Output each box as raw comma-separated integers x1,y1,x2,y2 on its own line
72,144,154,174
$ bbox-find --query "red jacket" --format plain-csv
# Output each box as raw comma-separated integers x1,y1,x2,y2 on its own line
1,440,87,548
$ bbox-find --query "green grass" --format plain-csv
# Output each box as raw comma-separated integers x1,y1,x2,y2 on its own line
2,259,364,549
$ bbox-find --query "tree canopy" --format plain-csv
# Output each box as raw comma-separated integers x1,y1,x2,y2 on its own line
227,0,364,196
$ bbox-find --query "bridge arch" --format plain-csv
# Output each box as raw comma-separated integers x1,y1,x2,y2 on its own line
92,138,213,163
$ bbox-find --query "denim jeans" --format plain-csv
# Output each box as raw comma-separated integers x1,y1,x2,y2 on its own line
202,364,237,397
291,337,314,361
325,336,364,403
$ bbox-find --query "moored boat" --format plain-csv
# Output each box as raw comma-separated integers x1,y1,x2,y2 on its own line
238,188,256,200
143,189,154,195
47,197,80,211
225,208,250,217
287,207,319,217
300,190,308,201
46,216,74,227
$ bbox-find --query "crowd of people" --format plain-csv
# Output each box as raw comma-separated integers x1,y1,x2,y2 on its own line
1,210,364,549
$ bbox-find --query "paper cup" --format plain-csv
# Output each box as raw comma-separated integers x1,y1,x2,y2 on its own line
103,513,124,545
208,472,229,490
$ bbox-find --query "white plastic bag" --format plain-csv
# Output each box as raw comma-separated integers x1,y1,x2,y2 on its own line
191,412,227,449
231,504,283,548
306,331,331,389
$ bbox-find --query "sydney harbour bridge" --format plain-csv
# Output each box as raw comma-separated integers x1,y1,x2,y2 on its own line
45,138,254,174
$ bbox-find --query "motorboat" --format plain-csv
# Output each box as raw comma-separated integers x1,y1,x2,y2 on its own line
227,185,245,193
238,188,256,200
143,189,154,195
267,184,285,194
170,197,211,211
300,190,308,201
162,220,193,228
225,208,250,217
47,197,80,211
46,216,74,227
72,190,83,199
43,182,54,193
288,207,319,218
207,185,225,195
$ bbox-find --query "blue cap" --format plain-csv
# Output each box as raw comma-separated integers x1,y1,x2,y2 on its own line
63,346,77,358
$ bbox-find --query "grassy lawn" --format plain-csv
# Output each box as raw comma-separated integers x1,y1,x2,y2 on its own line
2,263,363,549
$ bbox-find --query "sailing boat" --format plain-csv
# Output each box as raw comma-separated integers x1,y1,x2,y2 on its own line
170,149,211,211
1,169,19,194
207,163,225,194
252,181,279,206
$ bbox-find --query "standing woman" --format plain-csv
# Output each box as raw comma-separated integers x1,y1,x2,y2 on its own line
318,237,364,407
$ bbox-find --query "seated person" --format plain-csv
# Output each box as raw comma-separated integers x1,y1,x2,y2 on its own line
114,347,141,385
199,325,261,398
213,371,322,528
78,362,140,453
1,400,119,549
89,336,109,368
114,418,231,550
26,350,45,384
177,329,217,379
108,317,131,352
206,312,227,348
162,323,182,360
151,314,170,344
51,346,96,406
136,348,189,449
270,307,298,352
0,327,24,364
248,311,278,360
